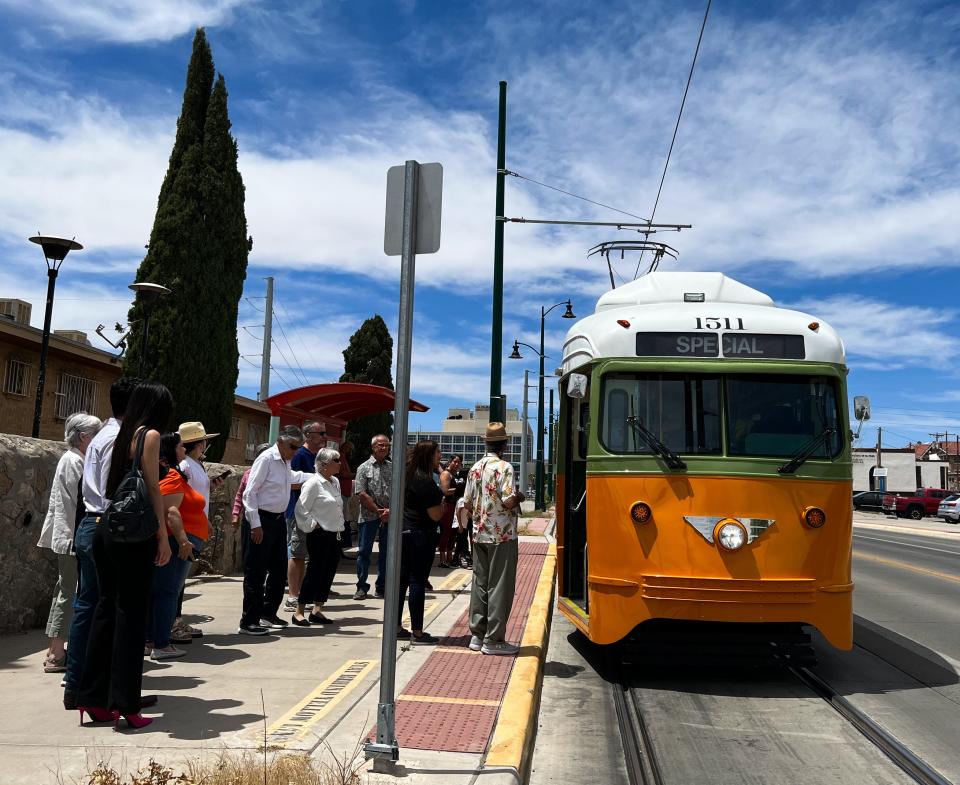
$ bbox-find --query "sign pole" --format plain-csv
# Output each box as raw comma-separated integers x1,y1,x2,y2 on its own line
367,159,420,769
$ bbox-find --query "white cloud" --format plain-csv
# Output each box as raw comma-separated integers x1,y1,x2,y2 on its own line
0,0,251,43
788,295,960,367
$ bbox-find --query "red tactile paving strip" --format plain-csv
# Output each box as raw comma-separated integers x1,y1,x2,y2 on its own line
370,541,549,753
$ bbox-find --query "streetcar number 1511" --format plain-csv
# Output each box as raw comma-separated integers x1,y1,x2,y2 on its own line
695,317,745,330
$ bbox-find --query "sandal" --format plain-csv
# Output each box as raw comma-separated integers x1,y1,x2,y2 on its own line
44,655,67,673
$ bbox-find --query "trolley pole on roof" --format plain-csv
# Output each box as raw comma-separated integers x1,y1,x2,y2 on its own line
488,80,507,424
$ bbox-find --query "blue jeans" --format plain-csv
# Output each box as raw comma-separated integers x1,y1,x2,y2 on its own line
356,519,388,594
65,515,100,692
150,533,204,648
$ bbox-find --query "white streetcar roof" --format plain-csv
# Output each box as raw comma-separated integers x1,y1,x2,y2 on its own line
561,272,845,374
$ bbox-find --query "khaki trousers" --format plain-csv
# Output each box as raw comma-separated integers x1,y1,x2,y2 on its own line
469,538,519,644
45,553,78,639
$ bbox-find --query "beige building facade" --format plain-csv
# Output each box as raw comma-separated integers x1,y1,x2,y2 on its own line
409,403,532,481
0,305,270,464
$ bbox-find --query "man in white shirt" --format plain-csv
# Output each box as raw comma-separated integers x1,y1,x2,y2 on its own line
239,425,312,634
64,377,140,710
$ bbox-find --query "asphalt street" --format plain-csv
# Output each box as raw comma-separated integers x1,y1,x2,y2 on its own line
851,519,960,663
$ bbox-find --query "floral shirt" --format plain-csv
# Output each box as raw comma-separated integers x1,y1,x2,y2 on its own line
464,453,517,544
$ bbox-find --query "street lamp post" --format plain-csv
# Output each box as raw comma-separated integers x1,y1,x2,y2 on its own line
509,297,575,511
29,235,83,438
520,369,530,495
129,282,171,378
534,300,575,509
547,387,555,502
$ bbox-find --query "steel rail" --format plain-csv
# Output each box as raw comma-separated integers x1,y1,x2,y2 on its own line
790,666,952,785
609,652,664,785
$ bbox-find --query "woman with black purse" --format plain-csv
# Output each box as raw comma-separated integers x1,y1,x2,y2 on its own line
77,382,173,731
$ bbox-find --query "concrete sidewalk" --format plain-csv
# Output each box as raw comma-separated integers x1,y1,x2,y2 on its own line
853,509,960,538
0,525,556,784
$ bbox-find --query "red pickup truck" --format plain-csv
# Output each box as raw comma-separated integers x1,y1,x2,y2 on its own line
882,488,953,520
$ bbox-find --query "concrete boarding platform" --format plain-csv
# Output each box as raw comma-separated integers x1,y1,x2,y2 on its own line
0,524,557,784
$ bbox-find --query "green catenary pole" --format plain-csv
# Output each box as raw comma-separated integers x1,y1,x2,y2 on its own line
489,80,507,423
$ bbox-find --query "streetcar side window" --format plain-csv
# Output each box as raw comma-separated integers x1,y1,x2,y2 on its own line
600,373,722,455
726,374,842,458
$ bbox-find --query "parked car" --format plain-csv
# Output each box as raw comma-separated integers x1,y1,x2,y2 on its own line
882,488,953,520
937,494,960,523
853,490,886,511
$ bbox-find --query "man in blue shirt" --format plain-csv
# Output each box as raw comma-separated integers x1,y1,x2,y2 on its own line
284,421,326,611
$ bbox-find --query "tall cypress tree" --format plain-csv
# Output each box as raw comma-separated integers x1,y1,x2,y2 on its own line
125,29,248,461
340,315,394,464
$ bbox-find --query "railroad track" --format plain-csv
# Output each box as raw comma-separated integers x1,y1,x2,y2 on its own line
608,626,953,785
789,665,952,785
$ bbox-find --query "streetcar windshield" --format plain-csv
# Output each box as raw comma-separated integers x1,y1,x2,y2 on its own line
600,372,842,460
726,374,842,458
601,373,722,455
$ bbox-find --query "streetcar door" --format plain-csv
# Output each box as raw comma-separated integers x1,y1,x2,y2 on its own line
562,372,590,611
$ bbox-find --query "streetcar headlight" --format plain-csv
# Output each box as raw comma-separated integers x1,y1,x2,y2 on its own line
715,520,747,551
804,507,827,528
630,501,652,524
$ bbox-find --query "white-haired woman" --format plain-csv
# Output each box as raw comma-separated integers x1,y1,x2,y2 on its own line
37,412,103,673
292,448,344,626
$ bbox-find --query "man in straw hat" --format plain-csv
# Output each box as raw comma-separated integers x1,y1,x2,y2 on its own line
462,422,525,655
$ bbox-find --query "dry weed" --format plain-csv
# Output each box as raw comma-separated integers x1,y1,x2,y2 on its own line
79,747,364,785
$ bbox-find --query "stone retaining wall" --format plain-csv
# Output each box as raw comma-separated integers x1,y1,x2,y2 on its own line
0,434,246,635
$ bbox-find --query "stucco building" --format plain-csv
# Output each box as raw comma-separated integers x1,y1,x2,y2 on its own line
0,300,270,464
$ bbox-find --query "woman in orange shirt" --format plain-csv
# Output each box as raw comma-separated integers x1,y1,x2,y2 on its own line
149,432,209,660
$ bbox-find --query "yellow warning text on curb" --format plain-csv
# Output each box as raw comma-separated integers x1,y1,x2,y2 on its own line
264,658,377,747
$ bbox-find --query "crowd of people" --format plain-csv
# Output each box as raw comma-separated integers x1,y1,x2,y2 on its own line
35,375,527,731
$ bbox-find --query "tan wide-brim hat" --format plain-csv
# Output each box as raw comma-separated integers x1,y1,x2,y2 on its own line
178,421,220,444
484,422,509,443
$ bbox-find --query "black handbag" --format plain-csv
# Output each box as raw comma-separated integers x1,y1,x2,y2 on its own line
103,428,159,543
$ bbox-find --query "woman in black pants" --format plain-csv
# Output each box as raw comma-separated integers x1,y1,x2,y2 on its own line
77,382,173,730
397,440,444,645
291,448,344,626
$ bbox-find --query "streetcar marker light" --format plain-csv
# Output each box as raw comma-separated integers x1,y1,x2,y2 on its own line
684,292,705,302
804,507,826,528
630,501,652,524
715,519,747,551
808,321,820,331
617,319,631,329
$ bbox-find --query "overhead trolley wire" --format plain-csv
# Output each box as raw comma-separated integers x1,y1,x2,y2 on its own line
271,302,312,387
634,0,713,279
270,338,309,387
503,170,649,222
278,299,324,382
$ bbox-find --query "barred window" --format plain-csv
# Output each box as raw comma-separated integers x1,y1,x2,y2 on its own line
3,358,31,396
54,373,100,421
230,416,242,439
245,422,269,460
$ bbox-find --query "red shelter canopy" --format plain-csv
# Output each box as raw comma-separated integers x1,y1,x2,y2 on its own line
264,383,428,439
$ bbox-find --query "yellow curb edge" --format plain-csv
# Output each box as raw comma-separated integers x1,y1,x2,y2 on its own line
484,542,557,781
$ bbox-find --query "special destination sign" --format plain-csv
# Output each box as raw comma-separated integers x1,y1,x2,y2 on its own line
636,332,805,359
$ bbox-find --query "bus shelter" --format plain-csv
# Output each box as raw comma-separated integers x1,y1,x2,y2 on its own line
263,382,428,444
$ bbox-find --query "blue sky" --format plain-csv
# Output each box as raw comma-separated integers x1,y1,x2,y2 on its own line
1,0,959,448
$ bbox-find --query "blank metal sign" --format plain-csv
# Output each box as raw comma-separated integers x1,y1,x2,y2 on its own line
384,161,443,256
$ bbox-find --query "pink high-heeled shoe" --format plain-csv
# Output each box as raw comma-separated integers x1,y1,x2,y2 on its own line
113,711,153,731
78,706,113,725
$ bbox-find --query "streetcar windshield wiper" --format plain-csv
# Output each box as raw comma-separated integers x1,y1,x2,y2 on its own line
777,428,835,474
625,416,687,470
